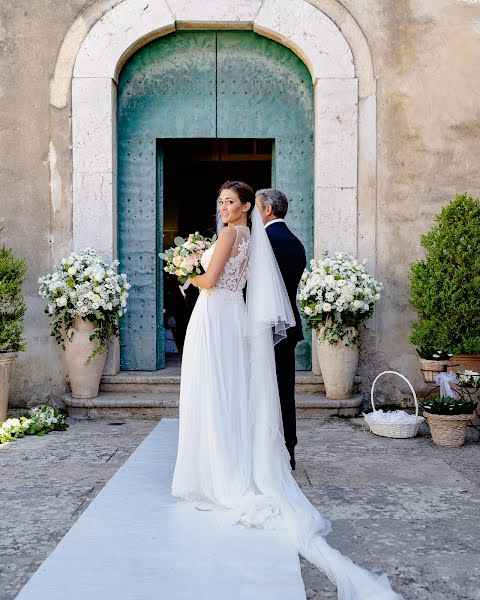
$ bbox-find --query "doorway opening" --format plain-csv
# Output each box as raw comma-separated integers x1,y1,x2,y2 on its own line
162,138,273,365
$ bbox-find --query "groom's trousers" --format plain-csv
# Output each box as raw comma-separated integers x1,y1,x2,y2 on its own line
274,337,297,464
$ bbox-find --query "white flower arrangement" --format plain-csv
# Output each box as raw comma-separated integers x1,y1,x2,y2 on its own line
457,369,480,389
298,251,383,345
0,406,68,444
159,232,214,284
38,249,131,361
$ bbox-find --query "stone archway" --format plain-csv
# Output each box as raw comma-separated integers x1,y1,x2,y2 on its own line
50,0,377,375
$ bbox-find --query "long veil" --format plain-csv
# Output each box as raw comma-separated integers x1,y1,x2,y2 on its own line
242,207,402,600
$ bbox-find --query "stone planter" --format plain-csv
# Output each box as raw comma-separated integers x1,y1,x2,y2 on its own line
316,326,358,400
0,352,18,422
424,411,474,447
64,318,107,399
418,358,452,383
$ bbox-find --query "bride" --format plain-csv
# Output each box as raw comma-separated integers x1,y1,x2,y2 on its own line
171,180,402,600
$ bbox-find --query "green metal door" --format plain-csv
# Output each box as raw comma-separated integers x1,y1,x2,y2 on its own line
217,32,314,369
117,32,216,369
117,31,313,370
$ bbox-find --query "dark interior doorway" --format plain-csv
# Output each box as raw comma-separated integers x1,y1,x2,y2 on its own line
162,138,272,359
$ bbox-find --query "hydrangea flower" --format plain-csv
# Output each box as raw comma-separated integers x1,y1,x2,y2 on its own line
298,251,383,345
38,249,130,361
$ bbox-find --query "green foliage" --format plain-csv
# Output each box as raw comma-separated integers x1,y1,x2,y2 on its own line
416,348,453,360
0,243,26,352
0,406,69,444
409,193,480,355
420,395,476,416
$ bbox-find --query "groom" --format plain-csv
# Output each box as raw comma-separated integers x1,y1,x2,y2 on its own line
255,189,306,470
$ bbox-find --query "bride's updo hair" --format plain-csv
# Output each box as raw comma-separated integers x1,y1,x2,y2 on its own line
218,180,255,226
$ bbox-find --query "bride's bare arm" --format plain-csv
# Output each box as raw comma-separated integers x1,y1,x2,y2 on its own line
190,227,237,289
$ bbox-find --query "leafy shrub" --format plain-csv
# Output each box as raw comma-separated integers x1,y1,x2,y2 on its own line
420,396,476,416
409,193,480,355
0,244,26,352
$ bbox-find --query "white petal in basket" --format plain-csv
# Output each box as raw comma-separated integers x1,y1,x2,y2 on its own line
364,371,424,438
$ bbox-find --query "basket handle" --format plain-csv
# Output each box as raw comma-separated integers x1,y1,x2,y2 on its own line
370,370,419,418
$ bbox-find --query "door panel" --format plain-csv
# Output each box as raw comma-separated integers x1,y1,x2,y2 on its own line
117,32,217,369
117,31,314,370
217,32,314,369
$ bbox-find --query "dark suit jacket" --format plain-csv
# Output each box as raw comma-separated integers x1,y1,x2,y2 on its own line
265,221,306,345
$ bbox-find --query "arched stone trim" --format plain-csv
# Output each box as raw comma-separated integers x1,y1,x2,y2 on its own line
52,0,377,374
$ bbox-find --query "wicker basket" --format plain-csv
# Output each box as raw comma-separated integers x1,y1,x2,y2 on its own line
365,370,423,438
424,411,474,447
419,358,452,383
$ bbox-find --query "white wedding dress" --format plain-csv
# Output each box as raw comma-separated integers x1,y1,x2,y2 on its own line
172,209,402,600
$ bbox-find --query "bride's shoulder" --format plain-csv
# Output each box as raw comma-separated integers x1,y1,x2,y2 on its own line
218,226,237,240
216,226,237,247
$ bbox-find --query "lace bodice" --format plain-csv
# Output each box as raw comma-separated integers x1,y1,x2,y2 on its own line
201,226,250,293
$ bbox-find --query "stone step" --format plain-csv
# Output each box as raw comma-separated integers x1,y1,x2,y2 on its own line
63,392,363,420
99,370,361,395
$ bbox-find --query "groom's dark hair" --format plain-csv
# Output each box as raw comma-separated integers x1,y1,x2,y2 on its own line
255,188,288,219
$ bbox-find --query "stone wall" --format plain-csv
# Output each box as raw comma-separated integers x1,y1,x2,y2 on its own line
1,0,479,407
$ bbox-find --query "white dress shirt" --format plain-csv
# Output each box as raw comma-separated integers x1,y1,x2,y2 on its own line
264,218,285,229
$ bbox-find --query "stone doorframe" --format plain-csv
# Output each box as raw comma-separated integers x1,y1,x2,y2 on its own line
50,0,376,375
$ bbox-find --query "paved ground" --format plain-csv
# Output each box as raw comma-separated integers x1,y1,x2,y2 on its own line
0,416,479,600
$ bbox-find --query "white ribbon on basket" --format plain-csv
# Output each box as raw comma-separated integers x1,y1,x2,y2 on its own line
434,371,457,399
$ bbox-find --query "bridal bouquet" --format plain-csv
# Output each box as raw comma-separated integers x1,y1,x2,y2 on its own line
298,251,383,345
159,232,214,285
38,249,131,357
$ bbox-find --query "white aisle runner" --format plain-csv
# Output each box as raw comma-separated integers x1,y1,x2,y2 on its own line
16,418,307,600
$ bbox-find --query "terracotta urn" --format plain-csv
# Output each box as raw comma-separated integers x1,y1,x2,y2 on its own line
0,352,18,422
449,354,480,374
64,317,107,399
316,326,358,400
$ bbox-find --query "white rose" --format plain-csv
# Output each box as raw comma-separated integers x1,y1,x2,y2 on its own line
91,294,101,303
304,306,313,316
92,303,99,309
56,296,68,307
353,299,363,309
322,302,332,312
67,267,77,275
324,275,335,286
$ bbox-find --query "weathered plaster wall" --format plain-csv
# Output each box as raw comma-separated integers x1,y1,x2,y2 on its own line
1,0,479,406
0,2,89,406
342,0,480,400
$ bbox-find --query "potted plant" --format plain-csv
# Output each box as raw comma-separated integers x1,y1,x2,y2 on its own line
420,395,475,447
0,243,26,422
416,348,454,383
38,249,130,399
409,193,480,375
298,251,383,400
